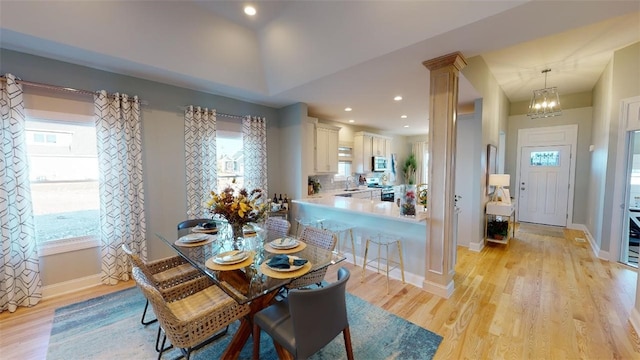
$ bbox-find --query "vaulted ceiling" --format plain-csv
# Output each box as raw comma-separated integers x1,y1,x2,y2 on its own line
1,1,638,135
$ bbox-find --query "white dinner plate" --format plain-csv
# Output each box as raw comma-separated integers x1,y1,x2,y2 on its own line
269,237,299,249
179,233,209,243
267,255,305,272
191,226,218,234
213,251,249,265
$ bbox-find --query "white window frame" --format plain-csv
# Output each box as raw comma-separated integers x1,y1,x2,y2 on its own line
25,108,100,256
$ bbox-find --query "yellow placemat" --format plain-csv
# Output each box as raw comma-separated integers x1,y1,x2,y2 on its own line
260,261,312,279
205,251,254,271
264,241,307,254
174,235,216,247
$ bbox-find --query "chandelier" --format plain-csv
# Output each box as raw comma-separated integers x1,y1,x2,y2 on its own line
527,69,562,119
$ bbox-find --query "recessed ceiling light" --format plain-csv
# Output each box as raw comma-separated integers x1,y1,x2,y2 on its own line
394,96,403,101
348,119,355,123
344,107,352,112
244,5,256,16
404,125,409,128
401,115,407,119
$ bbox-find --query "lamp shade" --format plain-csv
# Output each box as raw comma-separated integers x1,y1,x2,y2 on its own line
489,174,510,187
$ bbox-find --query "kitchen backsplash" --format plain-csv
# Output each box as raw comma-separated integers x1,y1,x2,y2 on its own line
308,172,396,194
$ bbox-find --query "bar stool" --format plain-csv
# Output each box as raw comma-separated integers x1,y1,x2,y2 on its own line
294,216,325,237
320,220,358,266
361,232,405,293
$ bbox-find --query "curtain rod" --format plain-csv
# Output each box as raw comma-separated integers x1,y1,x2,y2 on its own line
178,106,245,121
0,76,148,105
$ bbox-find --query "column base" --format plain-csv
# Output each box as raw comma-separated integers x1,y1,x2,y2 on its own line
422,278,454,299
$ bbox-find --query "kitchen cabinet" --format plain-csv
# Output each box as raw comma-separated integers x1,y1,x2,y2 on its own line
315,123,340,173
353,131,392,173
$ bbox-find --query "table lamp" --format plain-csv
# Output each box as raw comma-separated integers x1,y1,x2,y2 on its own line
489,174,511,204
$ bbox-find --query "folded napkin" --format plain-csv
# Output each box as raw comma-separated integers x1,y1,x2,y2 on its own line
267,254,308,269
199,222,217,229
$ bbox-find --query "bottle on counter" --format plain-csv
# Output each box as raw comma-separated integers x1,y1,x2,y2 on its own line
283,194,289,210
273,193,278,203
278,194,283,204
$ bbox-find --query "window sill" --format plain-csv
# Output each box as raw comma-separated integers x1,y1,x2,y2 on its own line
38,236,100,256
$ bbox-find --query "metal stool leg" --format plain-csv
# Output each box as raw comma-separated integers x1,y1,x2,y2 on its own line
348,228,357,265
361,238,370,282
396,239,405,283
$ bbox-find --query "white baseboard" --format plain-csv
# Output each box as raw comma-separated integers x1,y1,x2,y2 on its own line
42,273,102,300
468,241,484,252
630,307,640,337
422,278,454,299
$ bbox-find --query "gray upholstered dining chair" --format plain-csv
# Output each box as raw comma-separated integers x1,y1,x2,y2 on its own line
252,267,354,360
286,226,337,290
177,218,215,238
132,267,251,360
265,217,291,240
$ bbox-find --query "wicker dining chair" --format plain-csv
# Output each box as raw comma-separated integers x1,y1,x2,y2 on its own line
122,243,202,326
286,226,337,290
253,267,353,360
132,267,251,360
265,217,291,240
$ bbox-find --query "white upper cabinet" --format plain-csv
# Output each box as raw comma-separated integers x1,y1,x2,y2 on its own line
315,123,340,173
353,131,391,173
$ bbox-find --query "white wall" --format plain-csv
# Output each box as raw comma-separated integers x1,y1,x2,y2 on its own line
456,111,483,247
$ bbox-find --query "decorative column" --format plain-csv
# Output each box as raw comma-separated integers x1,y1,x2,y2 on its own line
422,52,467,298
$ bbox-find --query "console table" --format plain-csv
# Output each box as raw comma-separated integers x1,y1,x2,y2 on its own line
485,201,516,245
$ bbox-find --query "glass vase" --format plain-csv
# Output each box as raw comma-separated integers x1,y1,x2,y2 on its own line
230,222,245,250
400,184,417,216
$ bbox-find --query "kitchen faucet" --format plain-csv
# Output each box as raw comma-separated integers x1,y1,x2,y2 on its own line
345,176,354,190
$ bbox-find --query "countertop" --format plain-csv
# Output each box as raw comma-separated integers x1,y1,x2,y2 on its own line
292,196,428,224
306,187,378,198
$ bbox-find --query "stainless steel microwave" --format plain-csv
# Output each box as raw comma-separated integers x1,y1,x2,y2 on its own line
372,156,387,172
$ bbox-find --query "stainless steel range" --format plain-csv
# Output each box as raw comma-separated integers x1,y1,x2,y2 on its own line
366,177,394,202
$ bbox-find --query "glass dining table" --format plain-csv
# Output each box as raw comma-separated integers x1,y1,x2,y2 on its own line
156,223,345,359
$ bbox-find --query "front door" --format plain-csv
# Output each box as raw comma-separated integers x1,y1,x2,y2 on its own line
518,145,571,226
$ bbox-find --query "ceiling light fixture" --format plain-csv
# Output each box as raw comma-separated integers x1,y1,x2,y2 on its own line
403,125,409,128
527,68,562,119
401,115,407,119
394,96,403,101
348,119,355,123
344,107,352,112
244,5,256,16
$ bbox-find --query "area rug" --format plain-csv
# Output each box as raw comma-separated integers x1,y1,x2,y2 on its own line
47,287,442,360
517,223,565,238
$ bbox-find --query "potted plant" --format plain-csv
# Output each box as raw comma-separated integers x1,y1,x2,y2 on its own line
308,178,322,195
402,154,417,185
487,218,509,240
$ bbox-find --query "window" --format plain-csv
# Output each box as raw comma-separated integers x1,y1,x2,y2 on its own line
217,131,244,190
26,117,100,253
530,151,560,167
334,145,353,180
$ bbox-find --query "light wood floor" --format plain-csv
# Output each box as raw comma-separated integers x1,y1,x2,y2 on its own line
2,226,639,359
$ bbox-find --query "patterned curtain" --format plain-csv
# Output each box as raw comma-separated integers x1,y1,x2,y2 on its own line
184,106,217,219
413,141,428,185
0,74,43,312
242,116,268,193
94,91,145,285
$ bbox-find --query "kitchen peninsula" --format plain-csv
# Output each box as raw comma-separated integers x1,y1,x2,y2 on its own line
292,196,428,287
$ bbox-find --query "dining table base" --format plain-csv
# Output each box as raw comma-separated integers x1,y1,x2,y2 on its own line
221,290,280,359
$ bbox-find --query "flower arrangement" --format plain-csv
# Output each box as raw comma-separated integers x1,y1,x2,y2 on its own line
204,184,268,235
400,186,417,216
308,177,322,194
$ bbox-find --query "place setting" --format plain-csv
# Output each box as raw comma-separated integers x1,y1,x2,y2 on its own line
264,236,307,254
190,221,219,234
174,233,216,247
205,249,254,271
260,254,312,279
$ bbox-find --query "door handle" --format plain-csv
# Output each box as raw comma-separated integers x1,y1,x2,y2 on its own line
520,187,525,191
